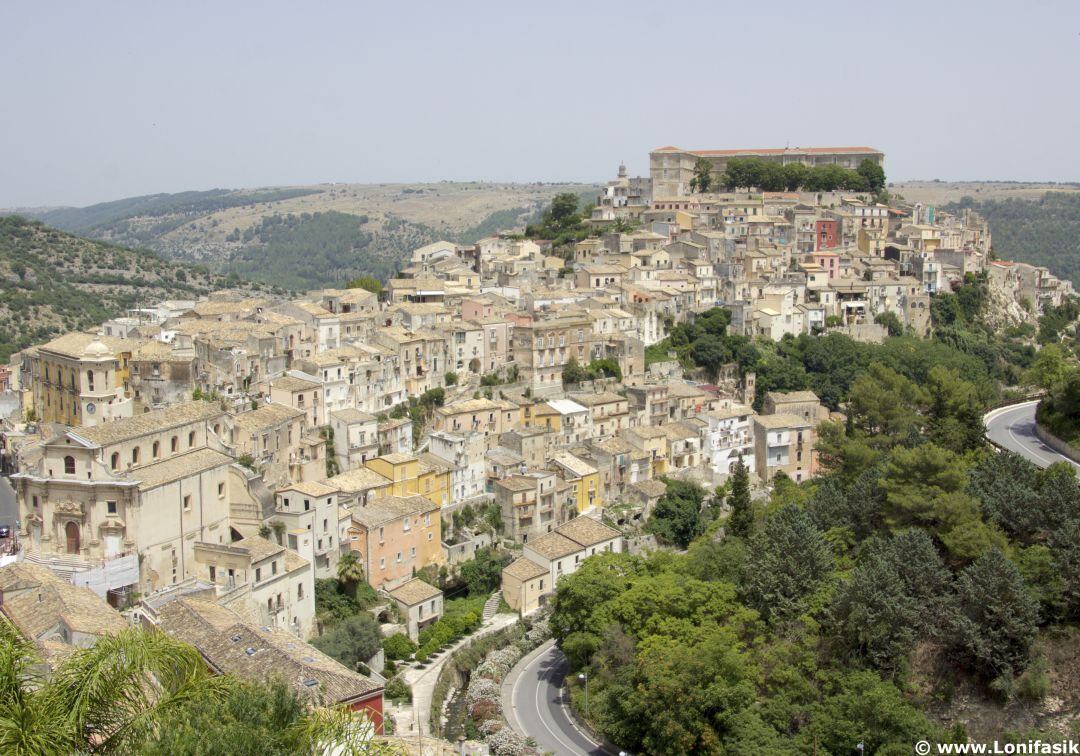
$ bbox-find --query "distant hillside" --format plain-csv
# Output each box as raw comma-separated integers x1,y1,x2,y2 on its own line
16,182,597,289
945,192,1080,286
0,215,262,361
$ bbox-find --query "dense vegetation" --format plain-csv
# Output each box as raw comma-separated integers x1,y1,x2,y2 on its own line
947,192,1080,285
0,624,388,755
647,275,1034,412
551,279,1080,752
225,211,395,290
554,448,1078,752
29,187,321,246
703,156,886,194
0,215,249,361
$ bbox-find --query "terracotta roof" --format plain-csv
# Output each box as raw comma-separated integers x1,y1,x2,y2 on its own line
503,557,547,581
753,413,810,430
158,598,381,705
230,403,303,434
351,495,434,527
495,475,536,493
555,516,621,548
766,390,820,404
0,562,127,641
277,480,338,498
388,578,442,606
525,531,581,560
326,467,391,493
74,401,223,446
271,376,320,392
127,448,233,490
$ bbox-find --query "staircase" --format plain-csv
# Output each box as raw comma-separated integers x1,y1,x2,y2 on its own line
482,590,502,621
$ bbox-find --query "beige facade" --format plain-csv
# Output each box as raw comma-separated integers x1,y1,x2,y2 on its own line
191,535,317,639
387,578,443,641
348,495,444,590
13,402,236,595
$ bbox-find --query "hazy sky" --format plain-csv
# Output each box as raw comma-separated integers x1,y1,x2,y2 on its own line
2,1,1078,208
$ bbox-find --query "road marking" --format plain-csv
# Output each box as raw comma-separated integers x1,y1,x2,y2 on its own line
527,647,584,756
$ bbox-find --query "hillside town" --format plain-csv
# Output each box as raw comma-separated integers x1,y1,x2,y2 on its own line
0,144,1074,750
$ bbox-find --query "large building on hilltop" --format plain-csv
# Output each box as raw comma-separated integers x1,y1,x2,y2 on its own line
650,145,885,197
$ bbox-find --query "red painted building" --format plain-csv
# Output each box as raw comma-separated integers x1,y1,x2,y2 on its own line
815,219,839,251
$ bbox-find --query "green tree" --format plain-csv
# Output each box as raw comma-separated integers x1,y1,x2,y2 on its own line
857,158,887,193
562,355,590,385
688,157,714,193
742,504,833,623
344,275,382,295
310,613,383,672
874,311,903,337
549,193,579,224
336,550,366,598
646,479,708,548
0,625,232,755
145,680,305,756
726,457,753,538
948,548,1039,678
1025,343,1069,390
831,530,952,673
458,547,510,597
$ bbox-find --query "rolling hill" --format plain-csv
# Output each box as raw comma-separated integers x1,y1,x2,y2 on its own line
0,215,265,361
19,182,597,289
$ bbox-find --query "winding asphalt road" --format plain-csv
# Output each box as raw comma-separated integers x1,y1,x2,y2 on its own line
984,400,1080,470
509,641,612,756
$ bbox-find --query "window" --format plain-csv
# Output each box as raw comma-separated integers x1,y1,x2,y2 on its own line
379,557,385,569
64,456,75,475
188,431,195,448
271,560,277,575
209,566,216,582
428,532,433,541
171,436,178,453
298,583,304,599
107,501,117,515
131,447,140,465
255,567,262,582
403,519,410,532
183,495,192,511
152,441,160,459
218,482,225,498
410,546,416,558
111,452,119,470
32,495,38,508
378,527,384,544
396,552,402,563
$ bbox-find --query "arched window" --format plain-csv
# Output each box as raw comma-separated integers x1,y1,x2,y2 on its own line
171,436,178,453
87,370,95,391
188,431,196,448
63,456,75,475
111,452,119,470
131,447,140,465
152,441,160,459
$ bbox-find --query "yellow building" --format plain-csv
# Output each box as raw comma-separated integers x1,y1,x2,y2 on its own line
365,453,451,509
22,333,137,427
550,451,602,513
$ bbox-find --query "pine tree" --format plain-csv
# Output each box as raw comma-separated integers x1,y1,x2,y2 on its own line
727,457,753,538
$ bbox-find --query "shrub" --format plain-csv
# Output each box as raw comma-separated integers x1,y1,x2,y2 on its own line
384,675,412,703
382,633,417,661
